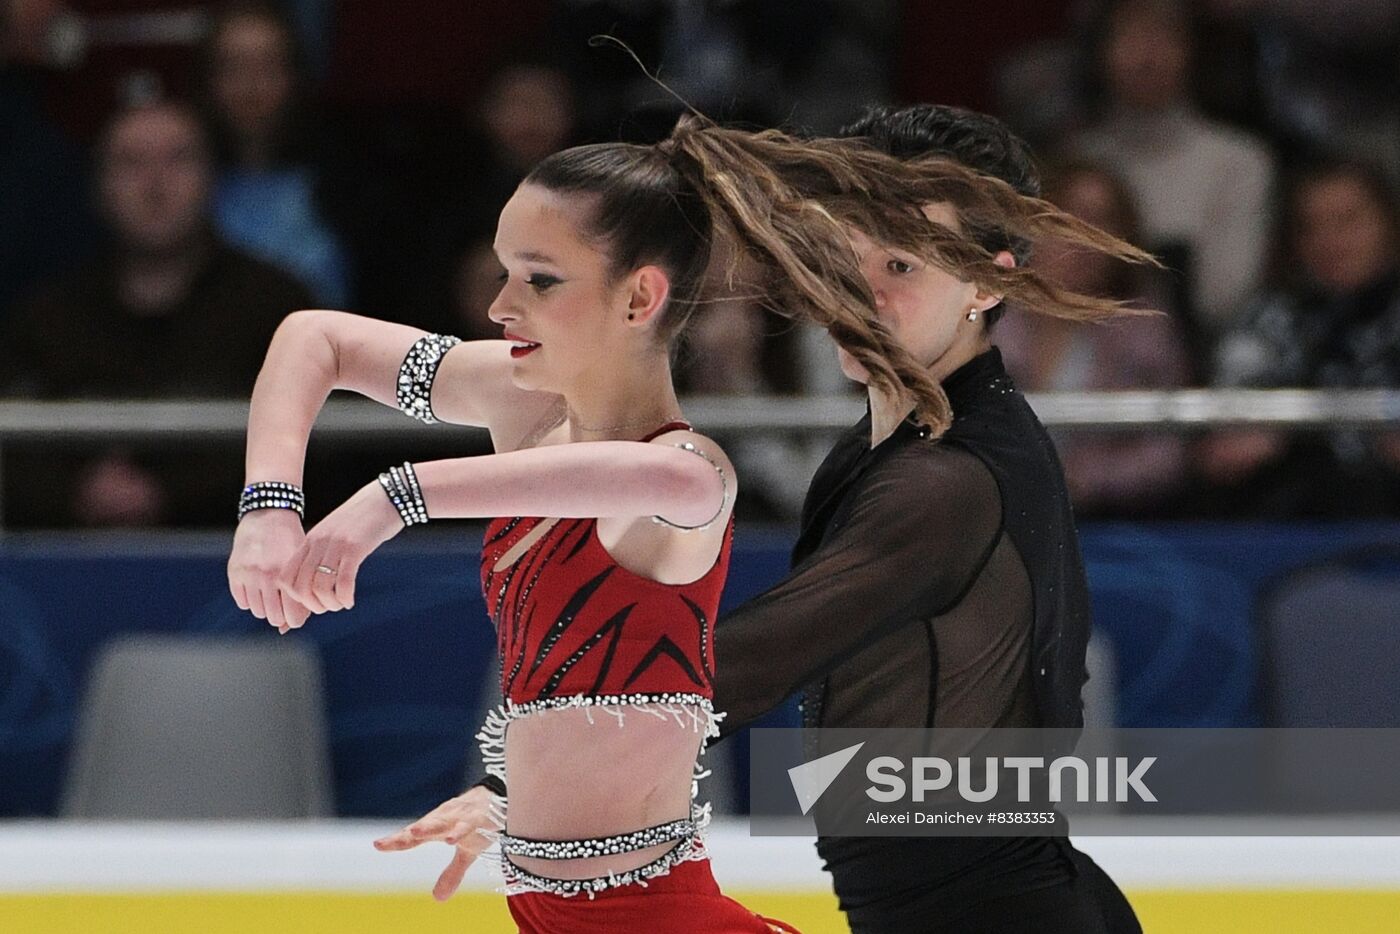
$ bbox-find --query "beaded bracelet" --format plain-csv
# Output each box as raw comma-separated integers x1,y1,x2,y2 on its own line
396,334,462,425
378,462,429,527
237,481,305,521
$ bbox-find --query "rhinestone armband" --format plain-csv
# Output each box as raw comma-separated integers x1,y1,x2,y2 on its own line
651,442,728,532
237,481,305,521
396,333,462,424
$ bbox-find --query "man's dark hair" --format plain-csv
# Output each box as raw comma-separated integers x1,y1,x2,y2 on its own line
839,104,1042,326
840,104,1040,199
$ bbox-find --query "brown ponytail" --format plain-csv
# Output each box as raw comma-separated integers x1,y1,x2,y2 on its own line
661,117,1158,437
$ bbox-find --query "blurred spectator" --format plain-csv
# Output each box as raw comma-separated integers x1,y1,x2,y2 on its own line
1201,159,1400,516
200,1,349,306
451,239,506,343
432,61,576,330
1201,0,1400,185
1,100,311,527
993,2,1093,149
1070,0,1275,339
326,59,577,336
21,1,207,142
468,61,576,233
0,0,99,325
673,250,819,519
997,160,1192,518
552,0,892,138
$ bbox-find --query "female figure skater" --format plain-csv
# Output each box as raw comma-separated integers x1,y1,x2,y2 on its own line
228,119,981,932
387,106,1153,933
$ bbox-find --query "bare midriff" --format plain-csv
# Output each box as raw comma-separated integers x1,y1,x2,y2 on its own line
503,704,705,880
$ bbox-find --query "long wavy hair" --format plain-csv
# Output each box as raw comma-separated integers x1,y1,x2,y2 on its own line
525,115,1157,437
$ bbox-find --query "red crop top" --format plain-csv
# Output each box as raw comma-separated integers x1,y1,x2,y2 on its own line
478,425,733,710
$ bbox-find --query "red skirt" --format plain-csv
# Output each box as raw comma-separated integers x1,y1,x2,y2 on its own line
506,858,800,934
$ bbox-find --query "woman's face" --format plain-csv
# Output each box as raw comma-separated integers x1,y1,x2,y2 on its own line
1293,174,1396,294
487,184,644,394
1103,6,1190,112
1035,172,1125,296
838,202,1000,384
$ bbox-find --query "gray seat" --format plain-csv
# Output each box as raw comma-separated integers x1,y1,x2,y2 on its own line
1082,633,1118,730
62,635,332,819
1261,546,1400,727
1259,547,1400,811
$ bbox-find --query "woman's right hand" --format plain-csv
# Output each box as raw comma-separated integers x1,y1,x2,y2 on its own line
228,509,312,633
373,785,500,901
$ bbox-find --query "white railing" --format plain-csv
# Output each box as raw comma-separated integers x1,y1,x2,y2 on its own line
1,391,1396,531
1,389,1398,440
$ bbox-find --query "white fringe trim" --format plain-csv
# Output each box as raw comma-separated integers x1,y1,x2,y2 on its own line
472,692,724,898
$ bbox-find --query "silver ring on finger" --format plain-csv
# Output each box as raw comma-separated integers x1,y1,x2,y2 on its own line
315,564,338,576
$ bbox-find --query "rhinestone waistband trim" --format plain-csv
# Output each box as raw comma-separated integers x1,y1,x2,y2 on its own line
501,835,703,898
498,817,696,860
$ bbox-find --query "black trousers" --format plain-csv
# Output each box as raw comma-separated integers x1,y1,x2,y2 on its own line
842,843,1142,934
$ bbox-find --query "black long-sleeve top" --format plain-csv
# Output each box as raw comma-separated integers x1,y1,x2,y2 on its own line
711,347,1093,913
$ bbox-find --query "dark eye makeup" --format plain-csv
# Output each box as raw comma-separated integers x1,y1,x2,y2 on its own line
497,271,563,292
525,274,561,292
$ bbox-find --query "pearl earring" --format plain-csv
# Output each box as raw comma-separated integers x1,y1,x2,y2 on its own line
967,308,979,322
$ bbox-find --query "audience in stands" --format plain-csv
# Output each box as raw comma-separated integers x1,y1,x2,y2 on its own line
551,0,892,137
997,160,1193,518
2,0,1397,526
450,238,509,344
1201,159,1400,516
1070,0,1275,341
0,0,100,326
2,100,311,527
1201,0,1400,185
200,1,349,307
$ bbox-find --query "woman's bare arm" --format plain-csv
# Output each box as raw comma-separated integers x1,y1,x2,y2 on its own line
231,309,557,632
280,434,734,615
413,438,728,525
245,310,559,486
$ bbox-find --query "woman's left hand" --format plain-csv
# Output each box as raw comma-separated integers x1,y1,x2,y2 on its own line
281,482,404,619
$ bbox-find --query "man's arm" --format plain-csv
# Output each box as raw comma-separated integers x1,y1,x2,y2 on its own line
712,443,1002,738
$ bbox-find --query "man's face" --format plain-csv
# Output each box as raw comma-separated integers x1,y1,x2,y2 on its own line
838,202,1004,384
100,107,211,253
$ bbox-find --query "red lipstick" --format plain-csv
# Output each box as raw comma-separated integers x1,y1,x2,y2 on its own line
504,332,541,358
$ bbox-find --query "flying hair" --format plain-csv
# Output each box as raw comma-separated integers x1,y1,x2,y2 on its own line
573,39,1161,436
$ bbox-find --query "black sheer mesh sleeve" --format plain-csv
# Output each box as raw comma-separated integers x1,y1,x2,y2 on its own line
712,442,1002,737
